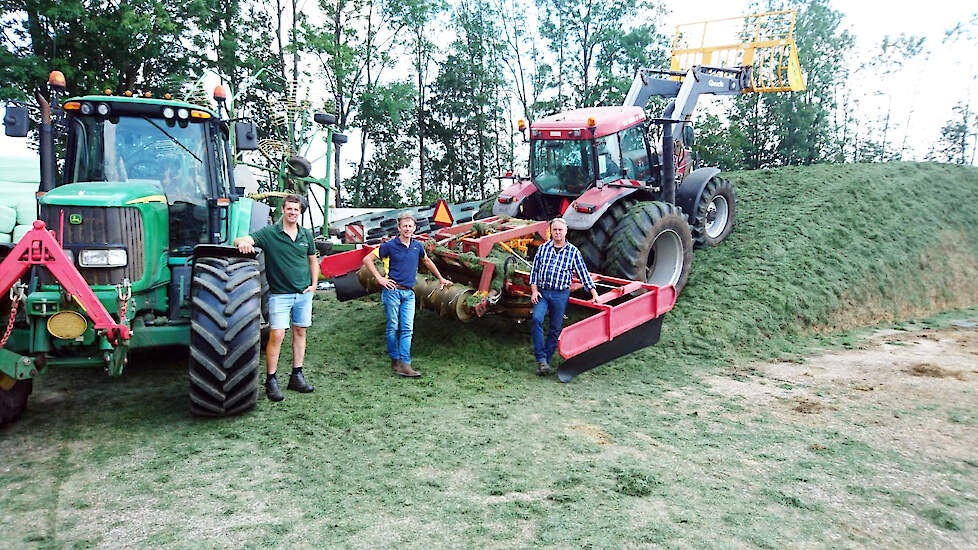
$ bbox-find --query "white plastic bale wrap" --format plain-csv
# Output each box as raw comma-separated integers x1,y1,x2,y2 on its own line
13,196,35,225
0,204,15,233
12,224,31,242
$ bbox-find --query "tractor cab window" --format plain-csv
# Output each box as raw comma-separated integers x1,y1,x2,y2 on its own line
70,115,209,197
69,115,211,254
619,125,650,180
594,134,624,183
530,139,595,195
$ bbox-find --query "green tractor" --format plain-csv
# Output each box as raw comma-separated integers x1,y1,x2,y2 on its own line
0,72,342,426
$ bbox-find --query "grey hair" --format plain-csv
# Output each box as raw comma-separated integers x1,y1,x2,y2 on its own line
550,217,568,228
397,211,417,224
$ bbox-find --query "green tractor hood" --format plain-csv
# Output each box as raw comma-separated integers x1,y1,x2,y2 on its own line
40,181,166,207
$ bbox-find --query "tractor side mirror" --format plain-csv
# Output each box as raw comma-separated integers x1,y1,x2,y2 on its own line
4,105,29,137
681,124,695,148
331,133,348,145
234,121,258,151
314,112,337,126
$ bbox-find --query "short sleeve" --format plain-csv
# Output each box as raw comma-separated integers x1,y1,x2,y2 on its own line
251,225,271,250
305,228,316,256
377,240,391,259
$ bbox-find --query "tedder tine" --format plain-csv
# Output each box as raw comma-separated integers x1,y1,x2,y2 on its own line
556,316,664,382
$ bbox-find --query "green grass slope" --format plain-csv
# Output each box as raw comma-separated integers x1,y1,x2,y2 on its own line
672,161,978,365
1,162,976,549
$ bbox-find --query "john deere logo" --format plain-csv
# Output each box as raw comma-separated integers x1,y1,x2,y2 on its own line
69,214,82,225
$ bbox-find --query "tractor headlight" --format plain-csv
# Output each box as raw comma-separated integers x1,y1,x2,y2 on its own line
177,108,189,120
96,103,111,116
79,102,94,115
162,107,175,119
78,248,127,267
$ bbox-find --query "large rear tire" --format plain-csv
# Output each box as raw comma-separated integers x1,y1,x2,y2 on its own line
692,177,736,248
188,256,261,417
0,374,32,427
605,201,693,292
567,200,630,271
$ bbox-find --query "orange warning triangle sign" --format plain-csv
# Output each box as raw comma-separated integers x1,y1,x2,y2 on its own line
432,199,454,227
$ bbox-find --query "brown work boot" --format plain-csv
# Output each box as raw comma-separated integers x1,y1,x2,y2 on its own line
391,358,401,372
394,361,421,377
536,361,551,376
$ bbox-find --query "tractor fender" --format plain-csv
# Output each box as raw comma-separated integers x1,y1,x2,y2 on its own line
675,167,721,224
562,186,638,231
492,179,538,218
193,244,257,260
249,201,273,233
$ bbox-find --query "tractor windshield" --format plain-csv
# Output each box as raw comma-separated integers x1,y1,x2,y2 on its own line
530,139,594,195
69,115,212,254
69,115,210,202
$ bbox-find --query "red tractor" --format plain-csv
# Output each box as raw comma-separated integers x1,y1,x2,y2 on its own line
490,10,804,291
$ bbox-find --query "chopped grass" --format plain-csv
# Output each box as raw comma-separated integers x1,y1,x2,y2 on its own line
1,162,977,548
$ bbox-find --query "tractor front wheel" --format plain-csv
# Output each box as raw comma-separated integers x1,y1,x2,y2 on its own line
188,256,262,417
604,201,693,292
692,177,736,248
0,374,32,427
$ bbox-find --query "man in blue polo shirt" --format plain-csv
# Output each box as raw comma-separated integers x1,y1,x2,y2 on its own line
529,217,600,376
363,212,452,377
234,195,319,401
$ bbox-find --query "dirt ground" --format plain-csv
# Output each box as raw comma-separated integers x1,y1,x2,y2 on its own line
704,321,978,543
708,322,977,460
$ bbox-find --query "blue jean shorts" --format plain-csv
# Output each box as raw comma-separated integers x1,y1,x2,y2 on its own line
268,292,314,329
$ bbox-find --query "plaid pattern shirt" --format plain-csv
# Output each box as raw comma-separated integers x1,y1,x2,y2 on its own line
529,241,595,291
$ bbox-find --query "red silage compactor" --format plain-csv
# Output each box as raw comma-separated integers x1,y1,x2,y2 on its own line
320,217,676,381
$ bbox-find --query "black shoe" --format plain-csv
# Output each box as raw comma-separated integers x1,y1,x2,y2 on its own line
266,376,284,402
536,361,551,376
288,371,314,393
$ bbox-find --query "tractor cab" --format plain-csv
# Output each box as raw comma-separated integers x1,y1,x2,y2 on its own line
61,97,230,255
497,106,653,220
529,106,651,196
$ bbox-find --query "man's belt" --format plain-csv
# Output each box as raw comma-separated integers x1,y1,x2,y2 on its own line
394,283,413,290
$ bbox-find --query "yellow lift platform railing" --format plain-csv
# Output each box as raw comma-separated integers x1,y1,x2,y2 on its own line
670,9,805,93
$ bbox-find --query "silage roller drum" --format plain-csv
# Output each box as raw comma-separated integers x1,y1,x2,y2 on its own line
353,267,486,322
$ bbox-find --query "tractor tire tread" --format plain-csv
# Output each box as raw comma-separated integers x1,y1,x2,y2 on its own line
188,256,261,417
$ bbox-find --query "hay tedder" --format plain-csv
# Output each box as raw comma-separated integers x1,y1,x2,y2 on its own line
320,216,677,381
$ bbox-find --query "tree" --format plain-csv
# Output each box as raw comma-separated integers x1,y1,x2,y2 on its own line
725,0,853,168
928,101,977,164
534,0,665,109
0,0,212,99
428,0,508,202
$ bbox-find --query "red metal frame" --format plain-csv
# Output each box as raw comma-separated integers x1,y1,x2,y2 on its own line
319,246,374,279
558,275,676,359
0,221,130,341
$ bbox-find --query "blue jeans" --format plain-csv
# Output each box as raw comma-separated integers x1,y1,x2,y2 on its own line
531,289,570,364
382,288,415,364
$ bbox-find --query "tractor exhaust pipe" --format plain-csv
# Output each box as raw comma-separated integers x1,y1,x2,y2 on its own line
36,90,56,193
661,117,675,205
37,71,66,193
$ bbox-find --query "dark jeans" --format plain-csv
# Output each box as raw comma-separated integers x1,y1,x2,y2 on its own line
531,288,570,364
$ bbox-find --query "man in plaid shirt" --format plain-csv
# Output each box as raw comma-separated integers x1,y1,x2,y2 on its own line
529,217,600,375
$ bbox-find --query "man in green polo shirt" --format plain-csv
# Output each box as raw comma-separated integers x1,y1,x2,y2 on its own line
234,194,319,402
